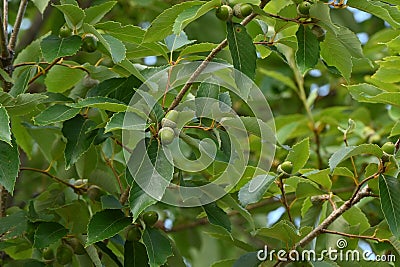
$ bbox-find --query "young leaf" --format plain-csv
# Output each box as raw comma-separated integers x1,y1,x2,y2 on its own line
32,0,50,14
286,138,310,173
143,1,202,43
86,209,131,246
227,22,257,80
34,222,68,248
0,107,11,145
40,35,82,62
346,83,400,107
0,138,20,194
84,1,117,25
143,228,173,267
124,241,149,267
329,144,382,172
238,174,277,206
379,175,400,239
34,105,80,126
62,115,97,169
45,65,86,93
295,25,320,74
203,202,231,232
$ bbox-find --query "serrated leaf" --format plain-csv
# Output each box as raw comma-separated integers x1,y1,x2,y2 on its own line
220,195,255,231
83,24,126,63
34,104,80,126
0,93,47,116
143,228,173,267
128,140,174,222
329,144,383,172
0,211,27,238
379,175,400,239
32,0,50,14
45,65,86,93
84,1,116,24
179,43,219,57
172,0,220,34
227,22,257,80
346,83,400,107
124,241,149,267
286,138,310,173
0,138,20,194
86,209,131,246
143,1,203,43
296,25,320,74
40,35,82,62
105,112,147,133
9,66,36,96
54,4,85,29
34,222,68,248
68,96,129,112
238,173,277,206
0,107,11,145
165,32,196,52
203,202,231,232
256,220,300,245
62,115,97,169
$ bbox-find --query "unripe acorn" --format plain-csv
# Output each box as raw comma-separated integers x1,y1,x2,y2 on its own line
82,34,98,53
161,118,177,129
56,244,73,265
233,4,253,19
126,226,142,241
159,127,175,145
311,25,326,42
65,237,86,255
142,211,159,227
87,185,103,202
216,5,233,21
59,25,72,38
382,142,396,155
278,161,293,174
297,1,312,16
43,247,55,260
165,110,179,122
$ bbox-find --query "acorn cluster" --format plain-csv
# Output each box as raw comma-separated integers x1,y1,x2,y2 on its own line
159,110,180,145
58,24,99,53
215,0,253,21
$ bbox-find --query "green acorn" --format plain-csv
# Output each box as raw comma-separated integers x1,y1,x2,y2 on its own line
216,5,233,21
142,211,159,227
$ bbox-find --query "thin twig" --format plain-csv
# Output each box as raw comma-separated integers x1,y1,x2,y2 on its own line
14,61,90,74
119,186,130,205
320,229,390,243
166,0,272,112
278,175,293,223
3,0,8,37
28,57,62,85
8,0,28,51
0,6,9,60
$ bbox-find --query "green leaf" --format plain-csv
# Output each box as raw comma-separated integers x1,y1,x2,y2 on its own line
347,0,400,29
45,65,86,93
86,209,131,246
257,220,300,245
86,244,103,267
143,228,173,267
295,25,320,74
124,241,149,267
390,121,400,137
34,222,68,248
233,252,261,267
238,173,276,206
329,144,383,172
0,106,11,145
372,57,400,83
62,115,97,169
286,138,310,173
379,175,400,239
54,4,85,29
95,242,123,267
105,112,147,133
95,21,144,44
172,0,220,34
34,104,80,126
179,43,219,57
40,35,82,62
211,259,237,267
143,1,202,43
84,1,116,24
68,96,129,112
32,0,50,14
220,195,255,231
165,32,196,52
203,202,231,232
227,22,257,80
0,211,27,238
0,92,47,116
301,169,332,190
128,140,174,222
0,138,20,194
346,83,400,107
53,200,90,234
83,24,126,63
9,66,36,96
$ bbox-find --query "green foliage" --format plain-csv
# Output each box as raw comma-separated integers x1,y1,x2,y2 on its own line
0,0,400,266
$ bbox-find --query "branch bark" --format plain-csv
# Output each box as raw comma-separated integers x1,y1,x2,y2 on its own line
8,0,28,52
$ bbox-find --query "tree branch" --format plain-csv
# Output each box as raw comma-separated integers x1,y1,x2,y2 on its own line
8,0,28,51
3,0,8,37
166,0,272,112
320,229,391,243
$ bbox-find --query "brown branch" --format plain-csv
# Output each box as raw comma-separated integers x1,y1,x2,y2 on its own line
119,186,130,205
320,229,390,243
3,0,8,37
166,0,272,112
277,175,293,223
8,0,28,51
28,57,62,85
